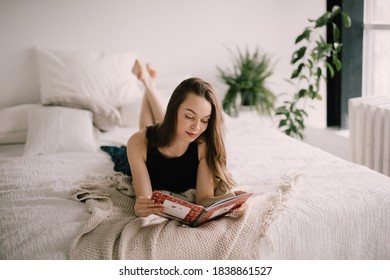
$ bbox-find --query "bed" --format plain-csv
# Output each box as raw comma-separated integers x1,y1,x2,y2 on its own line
1,48,390,260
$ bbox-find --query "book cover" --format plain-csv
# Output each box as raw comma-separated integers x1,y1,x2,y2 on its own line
151,190,252,227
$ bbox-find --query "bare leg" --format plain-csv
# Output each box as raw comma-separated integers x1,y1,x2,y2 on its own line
132,60,166,128
139,94,154,128
143,77,165,123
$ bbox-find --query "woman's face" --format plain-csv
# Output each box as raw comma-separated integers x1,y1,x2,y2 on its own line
176,92,212,143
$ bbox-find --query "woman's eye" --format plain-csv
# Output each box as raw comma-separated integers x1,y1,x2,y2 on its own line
185,115,194,120
201,119,209,124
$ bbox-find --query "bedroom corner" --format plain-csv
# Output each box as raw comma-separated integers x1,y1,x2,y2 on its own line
1,0,390,279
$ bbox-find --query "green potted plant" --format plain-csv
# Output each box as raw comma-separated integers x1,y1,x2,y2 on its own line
275,5,351,139
217,46,276,117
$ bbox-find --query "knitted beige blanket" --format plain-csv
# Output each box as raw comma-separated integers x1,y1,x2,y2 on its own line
69,172,303,260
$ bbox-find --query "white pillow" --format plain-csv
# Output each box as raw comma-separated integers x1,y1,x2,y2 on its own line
35,47,141,108
23,106,96,156
119,97,143,127
0,104,41,144
45,95,121,131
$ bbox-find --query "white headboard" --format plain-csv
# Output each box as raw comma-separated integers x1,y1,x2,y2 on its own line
0,0,324,113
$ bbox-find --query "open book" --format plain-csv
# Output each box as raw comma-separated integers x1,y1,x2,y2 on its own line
151,190,253,227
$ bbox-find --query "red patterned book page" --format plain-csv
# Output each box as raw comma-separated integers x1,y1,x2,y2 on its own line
197,194,252,225
152,191,205,225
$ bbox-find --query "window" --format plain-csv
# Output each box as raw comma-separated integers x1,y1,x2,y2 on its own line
363,0,390,97
322,1,389,128
327,0,363,128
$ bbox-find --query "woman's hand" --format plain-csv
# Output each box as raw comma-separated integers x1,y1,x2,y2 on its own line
134,196,164,217
232,190,248,213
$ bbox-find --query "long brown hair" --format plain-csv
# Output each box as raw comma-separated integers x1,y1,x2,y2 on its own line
147,77,235,193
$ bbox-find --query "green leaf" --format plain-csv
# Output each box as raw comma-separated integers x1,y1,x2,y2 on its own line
291,70,299,79
278,119,288,128
316,67,322,79
296,119,305,129
291,47,307,64
326,62,335,78
308,59,313,70
332,23,340,41
291,63,305,79
294,110,302,117
342,12,352,28
295,29,311,44
333,57,342,71
275,110,288,116
298,89,307,98
315,12,331,28
291,125,298,133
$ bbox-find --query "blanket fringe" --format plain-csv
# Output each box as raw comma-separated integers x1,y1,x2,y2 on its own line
70,172,134,202
252,171,304,259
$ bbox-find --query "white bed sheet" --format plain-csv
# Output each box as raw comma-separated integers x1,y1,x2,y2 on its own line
226,115,390,259
0,126,138,259
1,115,390,259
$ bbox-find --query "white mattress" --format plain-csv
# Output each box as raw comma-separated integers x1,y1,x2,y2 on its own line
1,115,390,259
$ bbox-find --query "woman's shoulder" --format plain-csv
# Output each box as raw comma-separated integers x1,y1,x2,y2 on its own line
127,128,147,151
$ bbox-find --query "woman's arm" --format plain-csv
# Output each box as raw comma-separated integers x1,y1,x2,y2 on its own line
195,141,235,207
127,130,163,217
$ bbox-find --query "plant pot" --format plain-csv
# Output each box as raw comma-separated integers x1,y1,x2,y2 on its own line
240,91,253,106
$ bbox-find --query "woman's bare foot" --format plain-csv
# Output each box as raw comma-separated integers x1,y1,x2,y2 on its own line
146,63,157,79
132,59,145,81
132,60,157,82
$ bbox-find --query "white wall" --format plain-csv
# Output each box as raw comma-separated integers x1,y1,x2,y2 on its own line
0,0,326,126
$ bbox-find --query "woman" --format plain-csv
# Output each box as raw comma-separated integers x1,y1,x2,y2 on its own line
127,60,238,217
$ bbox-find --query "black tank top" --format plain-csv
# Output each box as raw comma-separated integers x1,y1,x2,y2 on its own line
146,129,199,193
